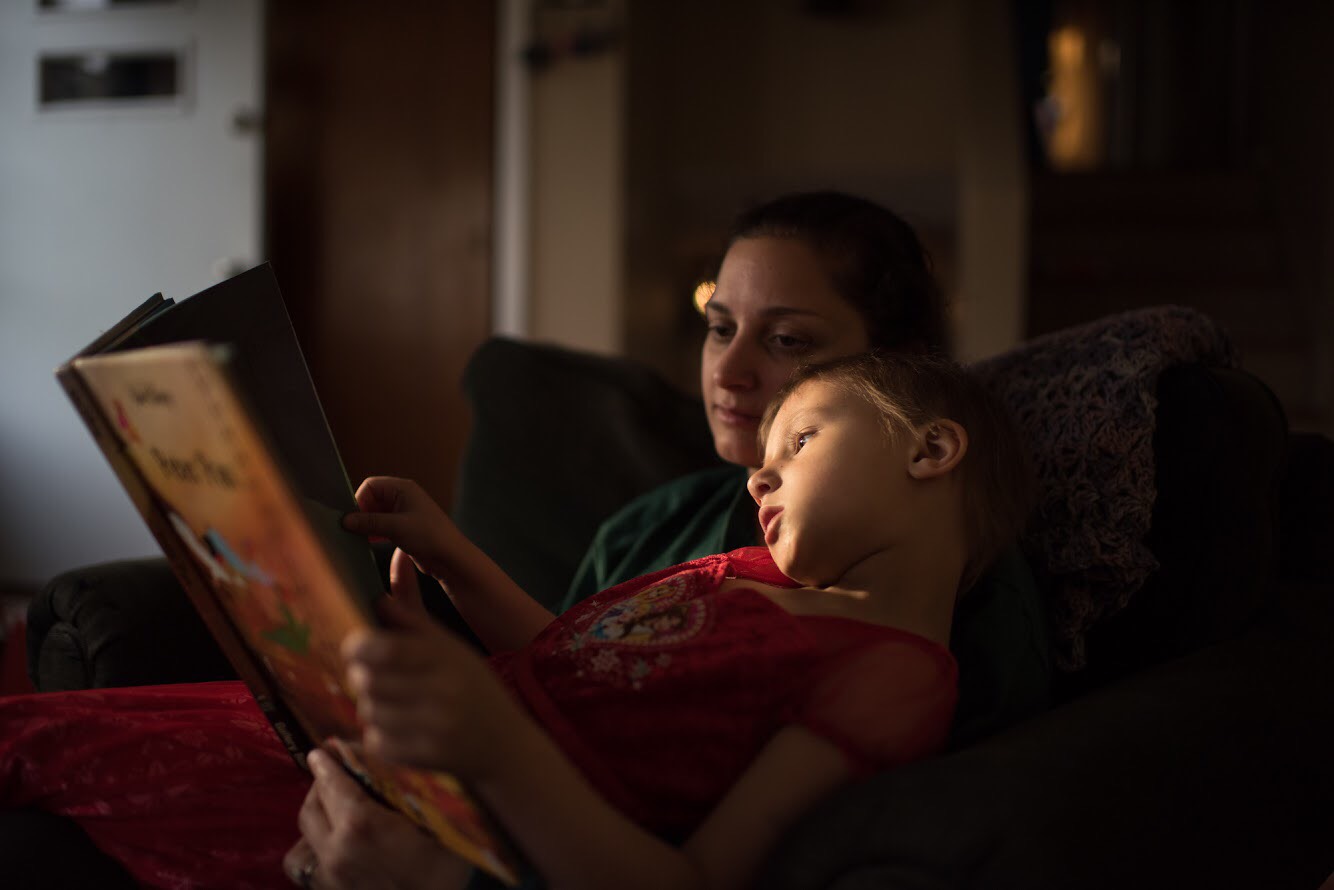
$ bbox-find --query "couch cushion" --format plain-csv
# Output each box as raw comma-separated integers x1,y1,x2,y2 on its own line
1280,432,1334,583
28,559,234,692
757,576,1334,890
1065,363,1288,694
973,305,1238,670
452,338,721,610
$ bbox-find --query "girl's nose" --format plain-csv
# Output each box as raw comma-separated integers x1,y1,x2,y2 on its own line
747,467,778,504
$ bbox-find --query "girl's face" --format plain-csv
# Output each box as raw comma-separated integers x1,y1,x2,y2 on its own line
700,237,871,469
747,379,914,587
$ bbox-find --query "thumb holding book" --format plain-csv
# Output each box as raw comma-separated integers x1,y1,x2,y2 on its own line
375,547,430,628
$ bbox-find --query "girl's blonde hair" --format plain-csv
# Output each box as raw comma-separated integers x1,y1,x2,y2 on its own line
758,352,1035,593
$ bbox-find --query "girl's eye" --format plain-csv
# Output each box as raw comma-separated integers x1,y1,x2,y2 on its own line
794,431,814,452
707,322,735,340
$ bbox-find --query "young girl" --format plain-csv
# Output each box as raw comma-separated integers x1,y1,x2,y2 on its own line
285,351,1034,890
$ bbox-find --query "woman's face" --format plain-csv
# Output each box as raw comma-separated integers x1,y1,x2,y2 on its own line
700,236,871,468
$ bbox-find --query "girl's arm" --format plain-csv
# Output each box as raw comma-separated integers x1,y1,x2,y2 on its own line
347,601,853,890
482,719,851,890
345,476,553,651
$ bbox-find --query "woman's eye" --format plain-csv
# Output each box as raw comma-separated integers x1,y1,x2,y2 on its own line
770,333,812,352
707,322,735,340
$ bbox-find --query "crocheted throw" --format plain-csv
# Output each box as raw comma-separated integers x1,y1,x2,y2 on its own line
973,306,1237,671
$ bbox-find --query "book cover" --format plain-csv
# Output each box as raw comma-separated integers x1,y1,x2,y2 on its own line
57,264,376,757
60,313,519,884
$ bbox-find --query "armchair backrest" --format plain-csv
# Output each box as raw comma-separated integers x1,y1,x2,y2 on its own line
452,337,720,611
1067,363,1288,696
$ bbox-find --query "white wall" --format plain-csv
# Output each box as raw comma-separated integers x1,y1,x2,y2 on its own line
495,0,628,356
528,47,626,355
0,2,263,586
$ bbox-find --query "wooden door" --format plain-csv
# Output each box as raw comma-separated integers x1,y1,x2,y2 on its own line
264,2,494,510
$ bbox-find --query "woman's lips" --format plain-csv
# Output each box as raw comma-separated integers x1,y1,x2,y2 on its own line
757,505,784,545
714,405,761,427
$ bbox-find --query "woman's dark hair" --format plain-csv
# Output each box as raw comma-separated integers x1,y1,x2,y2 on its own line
727,191,950,355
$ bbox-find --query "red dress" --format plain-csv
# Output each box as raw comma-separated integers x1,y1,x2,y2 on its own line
0,548,957,888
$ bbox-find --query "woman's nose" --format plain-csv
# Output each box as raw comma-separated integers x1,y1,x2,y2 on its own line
714,338,759,390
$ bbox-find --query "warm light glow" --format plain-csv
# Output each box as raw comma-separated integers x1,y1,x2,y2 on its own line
1052,26,1086,66
693,280,716,315
1042,24,1106,170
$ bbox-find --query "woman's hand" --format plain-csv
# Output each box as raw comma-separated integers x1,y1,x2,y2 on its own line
283,749,471,890
344,477,471,581
344,590,530,780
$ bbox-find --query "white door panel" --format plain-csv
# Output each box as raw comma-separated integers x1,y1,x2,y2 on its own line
0,0,263,585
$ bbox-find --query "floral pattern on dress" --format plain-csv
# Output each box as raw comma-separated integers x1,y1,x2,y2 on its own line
561,575,710,688
583,577,707,648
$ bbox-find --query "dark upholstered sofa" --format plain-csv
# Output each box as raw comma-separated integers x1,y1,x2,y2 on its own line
21,331,1334,890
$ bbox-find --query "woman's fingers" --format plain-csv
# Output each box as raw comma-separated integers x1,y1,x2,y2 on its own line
308,749,375,824
283,837,315,883
300,750,475,889
298,750,416,890
296,777,333,849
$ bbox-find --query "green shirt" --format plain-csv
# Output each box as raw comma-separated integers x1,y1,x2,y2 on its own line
562,466,1052,747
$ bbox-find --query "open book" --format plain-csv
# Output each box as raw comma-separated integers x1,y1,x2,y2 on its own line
56,265,520,885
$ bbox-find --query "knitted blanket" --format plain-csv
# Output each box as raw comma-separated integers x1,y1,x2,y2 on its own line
973,306,1237,670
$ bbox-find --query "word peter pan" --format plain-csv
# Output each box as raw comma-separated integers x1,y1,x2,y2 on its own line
150,448,239,489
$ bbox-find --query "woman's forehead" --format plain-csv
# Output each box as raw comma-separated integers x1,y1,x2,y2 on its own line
714,237,853,317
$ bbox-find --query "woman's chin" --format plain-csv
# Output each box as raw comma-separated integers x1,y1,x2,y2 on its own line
712,434,760,469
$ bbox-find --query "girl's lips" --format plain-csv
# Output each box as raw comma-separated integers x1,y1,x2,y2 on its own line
757,505,784,544
714,405,761,427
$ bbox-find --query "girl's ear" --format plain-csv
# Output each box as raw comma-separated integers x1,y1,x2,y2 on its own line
907,419,968,480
